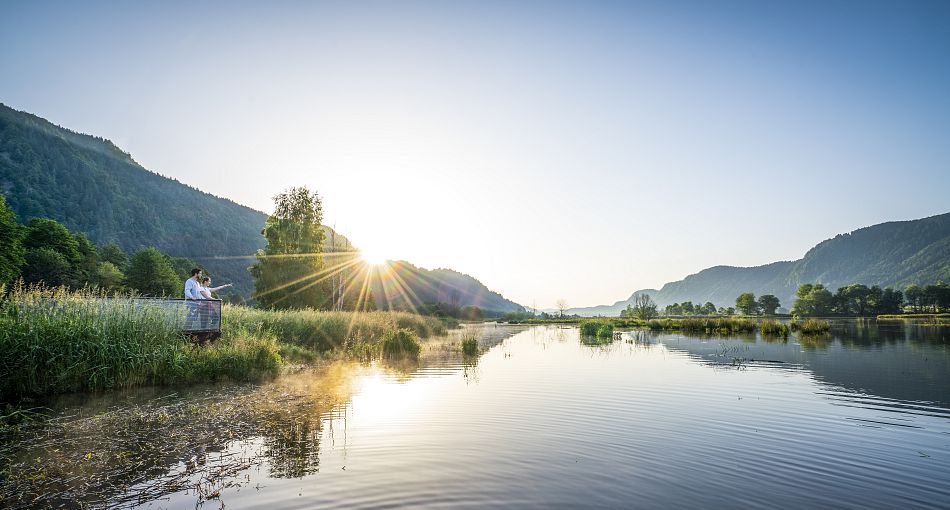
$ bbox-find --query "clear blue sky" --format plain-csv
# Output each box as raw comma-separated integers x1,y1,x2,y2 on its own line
2,1,949,308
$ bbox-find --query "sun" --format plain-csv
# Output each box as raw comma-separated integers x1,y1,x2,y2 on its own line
360,249,388,266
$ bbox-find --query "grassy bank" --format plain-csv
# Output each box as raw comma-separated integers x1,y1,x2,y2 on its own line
0,287,447,400
645,317,757,334
790,318,832,334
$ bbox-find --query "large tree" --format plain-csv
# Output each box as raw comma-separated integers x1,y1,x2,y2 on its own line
735,292,759,315
625,293,658,320
126,248,182,296
757,294,781,316
251,187,328,309
0,195,25,286
791,284,834,317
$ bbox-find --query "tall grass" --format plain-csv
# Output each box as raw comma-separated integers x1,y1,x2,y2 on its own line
579,319,614,338
0,287,448,400
380,329,422,359
790,318,831,335
460,334,479,356
646,317,756,334
760,319,789,337
0,287,283,399
223,305,445,352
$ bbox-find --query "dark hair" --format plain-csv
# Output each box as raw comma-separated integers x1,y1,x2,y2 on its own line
201,277,210,283
191,268,202,276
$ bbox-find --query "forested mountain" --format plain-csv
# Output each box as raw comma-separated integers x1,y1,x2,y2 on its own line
371,261,525,314
0,103,525,310
568,213,950,316
0,103,268,294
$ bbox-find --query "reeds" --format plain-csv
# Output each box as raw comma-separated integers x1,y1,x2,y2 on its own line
0,286,448,399
760,319,789,337
646,317,756,334
790,318,831,334
380,329,421,359
579,319,614,338
223,305,446,352
0,286,283,399
461,334,479,356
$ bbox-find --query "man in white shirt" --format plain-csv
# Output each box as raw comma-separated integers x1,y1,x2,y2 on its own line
184,268,203,329
184,268,202,300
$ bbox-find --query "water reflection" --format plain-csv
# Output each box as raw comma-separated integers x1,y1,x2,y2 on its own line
1,322,948,509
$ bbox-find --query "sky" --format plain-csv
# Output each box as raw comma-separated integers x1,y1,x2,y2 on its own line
2,0,949,308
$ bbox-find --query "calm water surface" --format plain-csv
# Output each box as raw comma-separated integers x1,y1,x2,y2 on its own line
2,322,949,509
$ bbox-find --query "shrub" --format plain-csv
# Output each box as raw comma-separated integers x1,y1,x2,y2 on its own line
461,335,479,356
380,328,421,359
760,319,789,337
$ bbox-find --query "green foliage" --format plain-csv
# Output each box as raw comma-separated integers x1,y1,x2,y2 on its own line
223,305,445,352
663,300,717,316
790,318,831,334
760,319,789,337
0,287,282,398
0,195,25,285
757,294,781,315
380,329,421,359
647,317,756,334
98,242,128,268
579,319,615,338
22,247,74,287
792,282,909,316
622,293,658,320
0,104,268,296
23,218,81,263
735,292,759,315
96,261,125,291
791,284,834,317
251,187,328,310
461,334,479,356
126,248,182,296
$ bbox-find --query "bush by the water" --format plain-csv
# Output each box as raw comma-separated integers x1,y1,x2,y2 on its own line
790,318,831,334
380,328,422,359
461,334,479,356
646,317,756,334
760,319,789,337
580,319,614,338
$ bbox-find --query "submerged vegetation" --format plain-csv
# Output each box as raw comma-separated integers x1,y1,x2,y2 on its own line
0,287,447,400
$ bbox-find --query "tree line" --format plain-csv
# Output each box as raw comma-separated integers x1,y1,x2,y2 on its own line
0,195,241,301
791,282,948,316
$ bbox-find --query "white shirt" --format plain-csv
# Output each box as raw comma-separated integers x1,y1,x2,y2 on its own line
199,285,213,300
184,278,201,299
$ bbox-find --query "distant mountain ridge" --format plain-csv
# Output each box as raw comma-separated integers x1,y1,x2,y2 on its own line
568,213,950,316
0,103,525,310
371,261,525,314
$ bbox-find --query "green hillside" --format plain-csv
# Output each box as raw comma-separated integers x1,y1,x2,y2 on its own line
0,103,525,311
0,103,267,295
569,212,950,316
